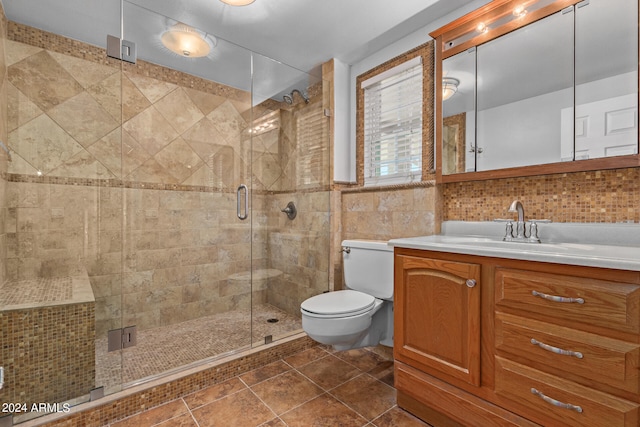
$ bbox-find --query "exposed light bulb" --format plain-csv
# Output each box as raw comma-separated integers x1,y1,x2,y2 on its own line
513,5,527,17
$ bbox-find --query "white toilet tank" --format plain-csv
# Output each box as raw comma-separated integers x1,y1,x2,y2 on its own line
342,240,394,300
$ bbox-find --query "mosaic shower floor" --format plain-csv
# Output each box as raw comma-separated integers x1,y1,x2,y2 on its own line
96,304,301,389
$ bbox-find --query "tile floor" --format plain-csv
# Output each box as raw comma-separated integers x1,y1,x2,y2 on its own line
108,346,433,427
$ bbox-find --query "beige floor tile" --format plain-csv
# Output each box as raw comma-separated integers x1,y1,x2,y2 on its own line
240,360,292,386
250,370,324,415
183,377,247,410
331,374,397,421
191,389,276,427
373,406,433,427
368,360,395,388
111,400,189,427
283,346,330,368
297,354,361,390
279,394,367,427
154,412,198,427
258,418,287,427
335,348,390,372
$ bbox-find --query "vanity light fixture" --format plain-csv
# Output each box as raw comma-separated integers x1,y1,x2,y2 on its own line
161,22,216,58
513,5,527,17
219,0,255,5
476,22,488,34
442,77,460,101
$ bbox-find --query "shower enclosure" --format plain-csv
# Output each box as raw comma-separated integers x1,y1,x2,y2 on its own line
0,1,330,423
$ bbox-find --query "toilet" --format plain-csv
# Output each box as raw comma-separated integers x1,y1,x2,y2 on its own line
300,239,394,351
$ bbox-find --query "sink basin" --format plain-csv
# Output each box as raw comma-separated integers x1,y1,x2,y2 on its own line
388,222,640,272
428,236,596,251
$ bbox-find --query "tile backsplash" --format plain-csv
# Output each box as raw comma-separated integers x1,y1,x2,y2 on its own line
443,167,640,223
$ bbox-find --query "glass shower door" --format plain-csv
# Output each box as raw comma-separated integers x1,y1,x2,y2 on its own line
249,54,331,347
119,1,254,386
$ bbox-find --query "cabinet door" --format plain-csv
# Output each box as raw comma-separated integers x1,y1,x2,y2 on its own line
395,254,481,386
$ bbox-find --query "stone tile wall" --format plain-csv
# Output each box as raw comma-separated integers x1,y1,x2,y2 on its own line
442,168,640,223
334,183,439,290
0,3,8,287
3,24,331,339
265,191,331,315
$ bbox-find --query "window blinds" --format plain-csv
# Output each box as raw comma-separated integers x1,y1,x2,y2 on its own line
296,105,328,188
362,56,423,186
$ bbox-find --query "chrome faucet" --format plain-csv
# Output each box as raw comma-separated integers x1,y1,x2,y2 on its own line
508,200,526,239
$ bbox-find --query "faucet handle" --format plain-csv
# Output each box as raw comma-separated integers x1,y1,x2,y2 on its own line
504,221,515,241
525,219,550,243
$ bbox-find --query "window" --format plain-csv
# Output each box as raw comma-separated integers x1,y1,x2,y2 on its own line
362,56,423,186
296,104,328,188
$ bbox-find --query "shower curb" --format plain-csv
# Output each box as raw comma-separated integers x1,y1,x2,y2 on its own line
20,333,316,427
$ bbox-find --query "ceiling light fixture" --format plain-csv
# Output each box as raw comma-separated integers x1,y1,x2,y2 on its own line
161,23,215,58
442,77,460,101
219,0,255,6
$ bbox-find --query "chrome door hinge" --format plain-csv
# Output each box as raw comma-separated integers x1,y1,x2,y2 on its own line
107,35,137,64
107,325,137,351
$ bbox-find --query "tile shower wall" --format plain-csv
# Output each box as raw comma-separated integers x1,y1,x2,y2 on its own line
4,23,330,339
4,29,257,336
266,192,330,315
0,4,8,287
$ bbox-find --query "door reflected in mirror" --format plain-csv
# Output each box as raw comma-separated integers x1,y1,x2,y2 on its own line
569,0,638,161
442,49,475,174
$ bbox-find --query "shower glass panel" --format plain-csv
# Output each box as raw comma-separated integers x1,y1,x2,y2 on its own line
119,2,254,386
1,0,123,421
250,54,331,346
0,1,332,422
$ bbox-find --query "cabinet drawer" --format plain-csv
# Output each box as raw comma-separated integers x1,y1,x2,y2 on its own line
496,312,640,394
495,357,639,427
495,268,640,333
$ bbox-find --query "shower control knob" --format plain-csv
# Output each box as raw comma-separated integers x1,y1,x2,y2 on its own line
466,279,476,288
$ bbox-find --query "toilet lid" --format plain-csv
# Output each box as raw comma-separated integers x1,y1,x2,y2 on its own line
301,290,375,316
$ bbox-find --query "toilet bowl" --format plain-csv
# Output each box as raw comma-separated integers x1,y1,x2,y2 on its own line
300,240,394,351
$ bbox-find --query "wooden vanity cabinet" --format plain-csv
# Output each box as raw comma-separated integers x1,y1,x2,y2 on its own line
394,247,640,427
394,252,482,386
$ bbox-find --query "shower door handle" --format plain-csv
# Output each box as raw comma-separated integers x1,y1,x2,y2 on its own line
237,184,248,220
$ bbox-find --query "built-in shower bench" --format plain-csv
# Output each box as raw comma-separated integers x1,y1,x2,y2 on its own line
0,269,95,414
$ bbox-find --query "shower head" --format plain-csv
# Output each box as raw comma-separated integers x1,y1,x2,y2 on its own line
291,89,310,104
283,89,309,105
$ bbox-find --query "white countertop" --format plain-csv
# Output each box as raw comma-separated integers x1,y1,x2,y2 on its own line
388,221,640,272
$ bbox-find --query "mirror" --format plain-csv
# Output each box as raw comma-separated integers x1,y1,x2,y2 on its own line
436,0,639,180
443,49,475,174
572,0,638,160
476,9,573,170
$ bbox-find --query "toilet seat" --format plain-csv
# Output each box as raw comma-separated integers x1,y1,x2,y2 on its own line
301,290,376,318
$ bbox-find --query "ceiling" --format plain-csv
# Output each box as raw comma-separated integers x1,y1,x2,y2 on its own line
2,0,478,103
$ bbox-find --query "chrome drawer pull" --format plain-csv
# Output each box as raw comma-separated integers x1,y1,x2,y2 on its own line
531,290,584,304
530,339,583,359
531,388,583,413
